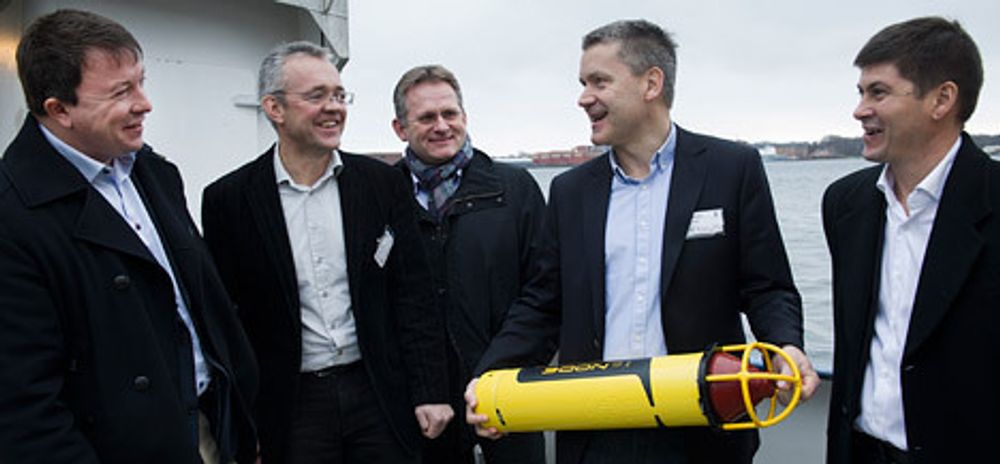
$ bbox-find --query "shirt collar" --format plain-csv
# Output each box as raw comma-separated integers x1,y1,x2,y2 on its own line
38,121,137,184
876,135,962,203
273,140,344,189
609,122,676,183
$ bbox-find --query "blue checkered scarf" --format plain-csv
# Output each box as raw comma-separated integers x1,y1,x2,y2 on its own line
404,137,474,222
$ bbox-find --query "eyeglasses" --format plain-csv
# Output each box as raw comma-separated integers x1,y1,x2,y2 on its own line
274,89,355,106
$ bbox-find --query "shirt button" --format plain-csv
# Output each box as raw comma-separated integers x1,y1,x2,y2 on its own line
320,290,329,298
113,274,131,290
133,376,151,392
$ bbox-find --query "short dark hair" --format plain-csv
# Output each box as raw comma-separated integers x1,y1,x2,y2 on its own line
583,19,678,107
16,9,142,116
855,16,983,122
393,65,463,124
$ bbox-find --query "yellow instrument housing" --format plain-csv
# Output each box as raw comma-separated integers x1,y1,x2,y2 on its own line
475,342,801,432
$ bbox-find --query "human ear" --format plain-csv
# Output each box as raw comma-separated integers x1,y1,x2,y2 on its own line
643,67,665,102
261,94,285,125
929,81,959,121
42,97,73,128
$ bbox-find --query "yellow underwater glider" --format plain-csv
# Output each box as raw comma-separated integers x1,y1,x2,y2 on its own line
475,342,802,432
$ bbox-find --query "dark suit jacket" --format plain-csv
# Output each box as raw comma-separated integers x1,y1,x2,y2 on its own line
477,126,803,464
397,150,549,461
396,150,549,377
202,147,447,462
0,116,259,464
823,133,1000,464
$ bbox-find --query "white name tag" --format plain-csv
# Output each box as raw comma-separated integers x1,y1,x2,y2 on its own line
686,208,725,239
374,227,394,268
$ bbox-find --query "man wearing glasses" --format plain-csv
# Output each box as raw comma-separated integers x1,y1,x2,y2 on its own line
202,41,452,464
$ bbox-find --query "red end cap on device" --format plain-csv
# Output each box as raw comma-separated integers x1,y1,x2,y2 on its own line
706,352,776,422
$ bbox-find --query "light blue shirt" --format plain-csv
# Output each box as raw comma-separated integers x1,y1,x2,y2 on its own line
39,123,212,396
603,124,676,361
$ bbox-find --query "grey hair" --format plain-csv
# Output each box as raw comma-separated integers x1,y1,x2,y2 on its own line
392,64,463,125
258,40,336,101
583,19,678,107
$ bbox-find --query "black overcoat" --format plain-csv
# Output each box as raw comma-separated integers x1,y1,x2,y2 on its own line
823,133,1000,464
0,116,258,464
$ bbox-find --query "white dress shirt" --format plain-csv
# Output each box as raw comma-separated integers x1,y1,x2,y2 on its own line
273,146,361,372
857,136,961,449
40,123,212,396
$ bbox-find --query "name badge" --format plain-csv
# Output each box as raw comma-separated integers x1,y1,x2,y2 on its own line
686,208,724,239
374,226,394,268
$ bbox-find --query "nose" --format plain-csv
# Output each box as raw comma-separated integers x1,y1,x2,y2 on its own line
132,84,153,114
431,114,449,132
578,88,595,108
853,98,871,121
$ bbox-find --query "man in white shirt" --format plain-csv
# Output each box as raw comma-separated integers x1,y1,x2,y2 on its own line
824,16,996,464
202,41,452,463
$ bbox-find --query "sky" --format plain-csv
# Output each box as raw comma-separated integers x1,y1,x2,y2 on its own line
340,0,999,157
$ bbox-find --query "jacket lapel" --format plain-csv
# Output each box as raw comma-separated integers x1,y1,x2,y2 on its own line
130,149,218,349
581,156,612,340
74,188,159,264
660,128,708,305
130,149,201,275
334,153,365,323
245,148,300,322
905,135,991,359
3,116,156,264
833,169,886,367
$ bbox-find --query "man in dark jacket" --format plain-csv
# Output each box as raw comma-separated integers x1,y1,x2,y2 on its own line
202,43,452,464
465,19,819,464
391,65,548,464
825,17,995,464
0,9,258,464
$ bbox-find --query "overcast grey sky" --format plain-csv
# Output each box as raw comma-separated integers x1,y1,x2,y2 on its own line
341,0,999,156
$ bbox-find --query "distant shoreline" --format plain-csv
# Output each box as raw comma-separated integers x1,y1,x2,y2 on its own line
367,135,1000,167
